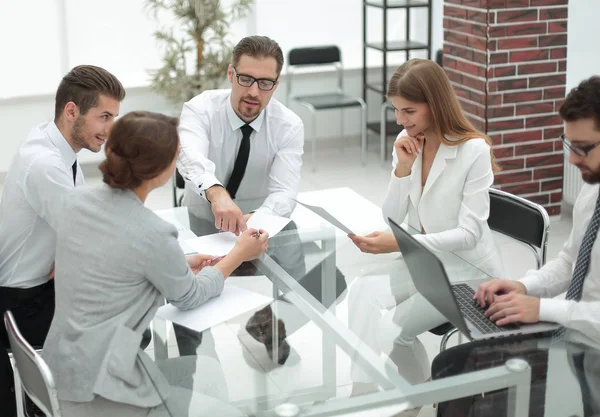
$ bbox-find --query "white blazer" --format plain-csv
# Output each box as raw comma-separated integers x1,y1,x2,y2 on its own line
382,130,504,277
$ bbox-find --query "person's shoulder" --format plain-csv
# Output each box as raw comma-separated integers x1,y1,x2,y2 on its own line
266,97,303,128
186,89,229,110
454,136,490,155
20,126,65,177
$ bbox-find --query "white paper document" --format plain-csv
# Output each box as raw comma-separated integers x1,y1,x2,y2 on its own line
293,200,356,235
184,211,291,257
155,283,273,333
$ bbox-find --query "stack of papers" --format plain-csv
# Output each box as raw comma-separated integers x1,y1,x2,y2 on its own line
184,211,291,257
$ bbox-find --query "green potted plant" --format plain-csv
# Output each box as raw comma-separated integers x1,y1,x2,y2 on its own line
145,0,254,108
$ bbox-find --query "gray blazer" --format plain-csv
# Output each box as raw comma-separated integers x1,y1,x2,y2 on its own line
43,184,224,407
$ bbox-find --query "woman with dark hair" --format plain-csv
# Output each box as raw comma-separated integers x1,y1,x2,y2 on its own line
42,111,265,416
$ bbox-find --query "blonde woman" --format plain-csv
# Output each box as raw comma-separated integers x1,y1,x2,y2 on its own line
348,58,503,392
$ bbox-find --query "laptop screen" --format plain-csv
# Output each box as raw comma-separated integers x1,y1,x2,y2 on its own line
388,218,472,339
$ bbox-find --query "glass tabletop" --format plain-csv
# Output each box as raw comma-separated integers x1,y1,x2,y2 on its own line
147,195,596,417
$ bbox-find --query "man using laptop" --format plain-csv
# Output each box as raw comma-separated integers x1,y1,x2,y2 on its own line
432,76,600,416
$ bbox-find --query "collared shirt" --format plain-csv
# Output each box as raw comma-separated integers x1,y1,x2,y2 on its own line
177,89,304,217
520,183,600,346
0,122,84,288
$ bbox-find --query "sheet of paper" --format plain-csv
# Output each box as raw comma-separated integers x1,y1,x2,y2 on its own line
184,212,291,257
155,283,273,333
246,210,291,236
293,200,355,235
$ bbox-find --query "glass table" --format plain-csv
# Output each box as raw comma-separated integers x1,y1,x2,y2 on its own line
145,192,591,417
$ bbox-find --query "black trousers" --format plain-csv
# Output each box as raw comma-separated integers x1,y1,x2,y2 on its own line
0,281,55,417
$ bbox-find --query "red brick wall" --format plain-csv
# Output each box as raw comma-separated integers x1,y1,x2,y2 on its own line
443,0,568,215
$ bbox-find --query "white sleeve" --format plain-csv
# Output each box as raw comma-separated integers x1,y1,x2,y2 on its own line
414,146,493,252
177,99,223,201
254,121,304,217
24,157,74,230
382,146,412,226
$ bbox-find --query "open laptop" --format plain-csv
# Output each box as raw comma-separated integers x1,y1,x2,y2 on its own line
389,218,559,341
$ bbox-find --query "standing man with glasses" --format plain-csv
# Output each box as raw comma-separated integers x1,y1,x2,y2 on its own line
431,76,600,417
174,36,304,356
177,35,304,234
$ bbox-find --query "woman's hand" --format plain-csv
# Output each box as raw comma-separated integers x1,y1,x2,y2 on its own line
187,254,221,274
231,228,269,262
393,133,425,177
348,231,399,254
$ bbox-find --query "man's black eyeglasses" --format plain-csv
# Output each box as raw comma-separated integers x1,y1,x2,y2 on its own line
232,67,278,91
561,134,600,157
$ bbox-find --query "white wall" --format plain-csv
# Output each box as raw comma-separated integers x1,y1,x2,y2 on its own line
0,0,592,174
565,0,600,92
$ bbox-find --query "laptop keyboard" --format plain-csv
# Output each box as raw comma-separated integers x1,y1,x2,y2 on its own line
452,283,520,334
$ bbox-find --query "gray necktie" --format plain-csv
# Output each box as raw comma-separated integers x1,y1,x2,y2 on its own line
553,189,600,340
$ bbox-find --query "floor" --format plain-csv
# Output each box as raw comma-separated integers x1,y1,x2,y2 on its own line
0,138,575,416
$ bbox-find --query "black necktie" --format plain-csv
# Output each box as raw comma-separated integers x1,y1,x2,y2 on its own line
226,124,253,199
72,161,77,186
553,189,600,340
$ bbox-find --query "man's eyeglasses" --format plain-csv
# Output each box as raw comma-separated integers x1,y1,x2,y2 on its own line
561,134,600,157
232,67,278,91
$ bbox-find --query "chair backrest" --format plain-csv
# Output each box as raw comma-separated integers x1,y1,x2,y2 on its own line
4,311,61,417
488,188,550,268
286,45,343,103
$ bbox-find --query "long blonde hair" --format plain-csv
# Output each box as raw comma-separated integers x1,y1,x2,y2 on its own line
387,58,500,171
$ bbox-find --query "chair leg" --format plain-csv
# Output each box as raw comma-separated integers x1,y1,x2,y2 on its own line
13,365,25,417
311,110,317,172
360,102,367,166
380,102,387,165
340,109,345,153
440,327,460,352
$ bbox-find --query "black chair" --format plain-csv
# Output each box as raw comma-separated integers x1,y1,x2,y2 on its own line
172,168,185,207
430,188,550,351
286,45,367,171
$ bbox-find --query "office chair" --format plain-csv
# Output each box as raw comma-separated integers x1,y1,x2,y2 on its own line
286,45,367,171
172,168,185,207
4,311,61,417
430,188,550,351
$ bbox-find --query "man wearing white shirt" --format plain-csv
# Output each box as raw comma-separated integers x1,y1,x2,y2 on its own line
0,65,124,417
177,35,304,235
433,76,600,416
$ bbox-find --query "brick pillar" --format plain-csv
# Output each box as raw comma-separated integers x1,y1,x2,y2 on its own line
443,0,568,215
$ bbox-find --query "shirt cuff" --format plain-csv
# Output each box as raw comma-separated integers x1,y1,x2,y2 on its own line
538,298,571,325
389,170,412,187
192,174,222,202
519,274,544,297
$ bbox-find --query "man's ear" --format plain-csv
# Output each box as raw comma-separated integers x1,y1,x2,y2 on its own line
227,64,234,84
63,101,79,123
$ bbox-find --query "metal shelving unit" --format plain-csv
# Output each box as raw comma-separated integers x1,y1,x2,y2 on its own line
362,0,432,161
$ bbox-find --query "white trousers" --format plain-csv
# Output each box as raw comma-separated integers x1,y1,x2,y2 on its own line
349,252,502,385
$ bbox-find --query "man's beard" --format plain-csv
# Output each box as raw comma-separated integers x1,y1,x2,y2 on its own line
579,165,600,184
71,116,88,150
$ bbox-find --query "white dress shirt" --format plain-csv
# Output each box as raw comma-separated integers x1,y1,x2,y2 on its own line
382,131,503,276
520,183,600,346
177,89,304,217
0,122,83,288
